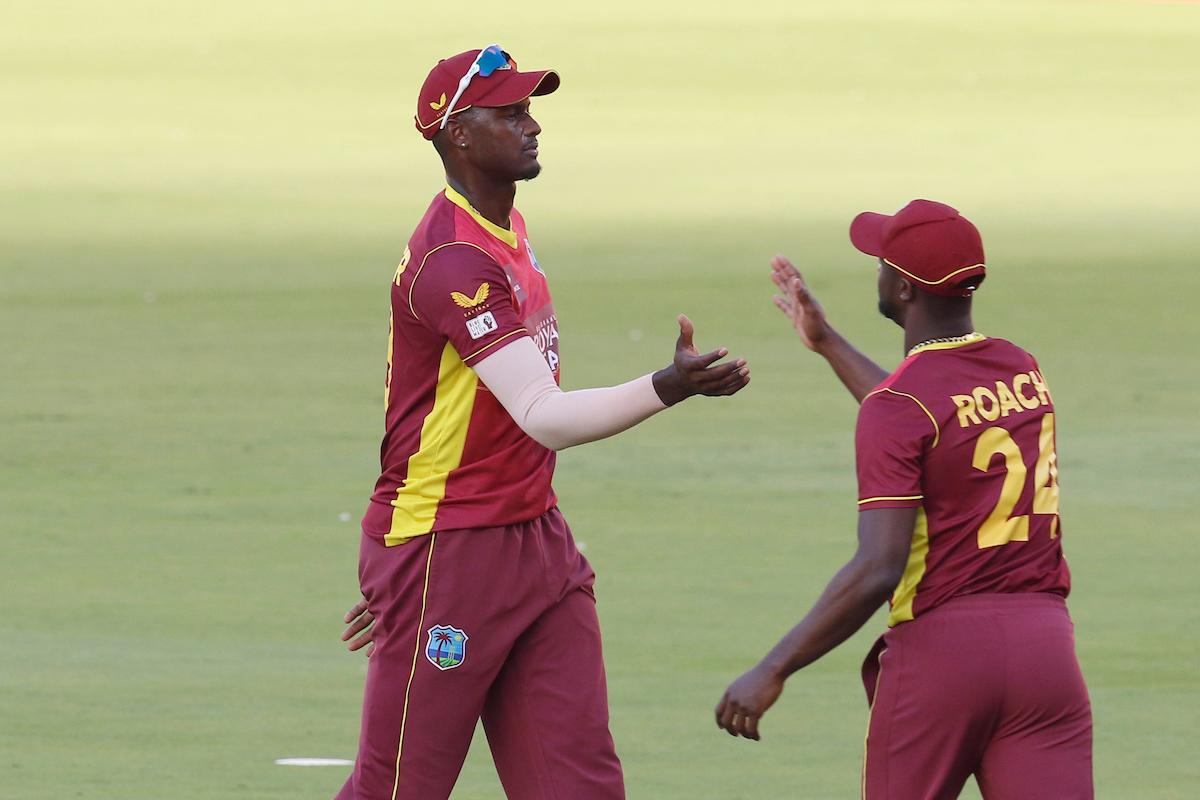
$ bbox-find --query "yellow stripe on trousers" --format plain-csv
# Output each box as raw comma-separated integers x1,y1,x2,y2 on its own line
862,646,888,800
387,341,478,545
392,533,437,800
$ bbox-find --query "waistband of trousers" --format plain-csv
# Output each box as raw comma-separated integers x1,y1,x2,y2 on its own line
927,591,1067,614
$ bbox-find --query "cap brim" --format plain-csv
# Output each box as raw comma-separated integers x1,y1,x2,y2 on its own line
473,69,560,108
849,212,890,257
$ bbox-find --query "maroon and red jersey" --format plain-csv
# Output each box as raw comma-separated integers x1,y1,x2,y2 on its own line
855,335,1071,626
362,186,561,546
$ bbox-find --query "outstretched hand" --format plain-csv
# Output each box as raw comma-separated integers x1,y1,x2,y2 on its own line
342,598,376,658
771,255,832,353
652,314,750,406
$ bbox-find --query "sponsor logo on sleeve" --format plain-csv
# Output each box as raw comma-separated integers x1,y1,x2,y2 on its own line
466,311,498,340
451,283,490,308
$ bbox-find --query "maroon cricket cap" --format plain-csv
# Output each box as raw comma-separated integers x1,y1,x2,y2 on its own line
849,200,986,296
414,48,560,140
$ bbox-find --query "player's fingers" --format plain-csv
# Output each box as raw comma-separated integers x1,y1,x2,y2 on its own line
744,712,762,741
341,611,374,641
771,254,801,281
712,375,751,397
770,266,790,291
365,642,375,658
693,368,745,395
683,347,730,371
790,277,817,308
347,626,375,652
712,371,750,396
772,295,792,314
717,699,737,734
344,599,369,624
706,364,750,390
692,358,744,380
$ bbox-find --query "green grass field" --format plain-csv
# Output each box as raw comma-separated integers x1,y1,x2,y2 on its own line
3,1,1199,797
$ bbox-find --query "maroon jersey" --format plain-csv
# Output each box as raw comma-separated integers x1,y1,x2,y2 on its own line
362,187,561,545
855,335,1070,626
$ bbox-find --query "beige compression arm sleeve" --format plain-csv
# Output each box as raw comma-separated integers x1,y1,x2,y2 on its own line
471,336,667,451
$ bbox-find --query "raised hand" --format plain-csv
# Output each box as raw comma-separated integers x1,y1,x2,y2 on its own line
771,255,832,353
341,598,376,658
715,662,786,741
652,314,750,406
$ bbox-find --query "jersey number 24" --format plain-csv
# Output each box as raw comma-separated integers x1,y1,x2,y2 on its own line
972,413,1060,549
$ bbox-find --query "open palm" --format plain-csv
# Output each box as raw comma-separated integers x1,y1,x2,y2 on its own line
770,255,831,353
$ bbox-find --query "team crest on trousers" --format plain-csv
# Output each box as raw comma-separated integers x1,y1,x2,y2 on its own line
425,625,469,671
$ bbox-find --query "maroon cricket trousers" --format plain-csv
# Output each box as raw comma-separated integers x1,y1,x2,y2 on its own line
335,507,625,800
861,593,1093,799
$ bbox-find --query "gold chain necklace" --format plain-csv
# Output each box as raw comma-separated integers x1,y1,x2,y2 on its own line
906,331,984,358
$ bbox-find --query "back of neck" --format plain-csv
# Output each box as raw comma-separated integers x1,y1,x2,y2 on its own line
903,315,975,355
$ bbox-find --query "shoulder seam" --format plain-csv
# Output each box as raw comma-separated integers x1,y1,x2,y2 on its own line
406,241,499,321
863,387,941,449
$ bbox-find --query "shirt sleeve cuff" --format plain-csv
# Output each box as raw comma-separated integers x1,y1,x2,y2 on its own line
460,329,531,366
857,495,923,510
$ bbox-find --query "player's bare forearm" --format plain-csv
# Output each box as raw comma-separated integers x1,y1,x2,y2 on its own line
714,555,895,741
757,555,896,679
715,509,914,740
759,508,914,677
813,327,889,404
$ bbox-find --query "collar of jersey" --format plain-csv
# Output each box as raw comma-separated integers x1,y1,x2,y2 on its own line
444,185,519,250
906,332,987,358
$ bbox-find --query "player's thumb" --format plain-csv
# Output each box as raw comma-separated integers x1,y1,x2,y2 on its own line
676,313,695,349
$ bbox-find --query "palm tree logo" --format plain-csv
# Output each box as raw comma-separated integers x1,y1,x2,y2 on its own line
433,631,453,666
425,625,469,671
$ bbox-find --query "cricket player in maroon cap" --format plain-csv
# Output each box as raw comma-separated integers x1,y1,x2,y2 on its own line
715,201,1092,798
334,46,749,800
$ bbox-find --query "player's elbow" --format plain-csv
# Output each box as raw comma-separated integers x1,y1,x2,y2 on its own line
523,424,575,451
516,392,585,451
858,556,907,603
517,408,579,451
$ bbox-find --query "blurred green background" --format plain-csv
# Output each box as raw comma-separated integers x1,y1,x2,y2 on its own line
3,1,1198,797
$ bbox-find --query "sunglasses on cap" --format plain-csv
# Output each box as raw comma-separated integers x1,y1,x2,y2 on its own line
440,44,512,130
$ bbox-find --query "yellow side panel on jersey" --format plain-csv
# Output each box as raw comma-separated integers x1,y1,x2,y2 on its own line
385,309,395,412
387,342,478,545
888,508,929,626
